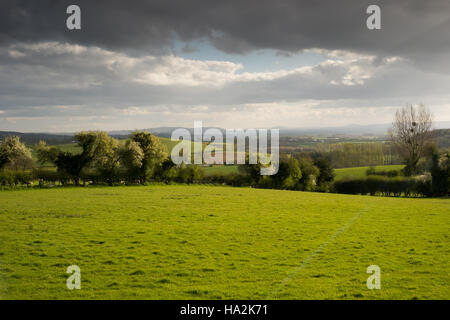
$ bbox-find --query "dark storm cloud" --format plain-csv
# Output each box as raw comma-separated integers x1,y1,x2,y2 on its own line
2,0,450,131
2,0,450,62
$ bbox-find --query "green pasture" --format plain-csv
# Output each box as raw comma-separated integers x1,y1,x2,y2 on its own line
334,165,405,181
201,165,239,176
0,185,448,299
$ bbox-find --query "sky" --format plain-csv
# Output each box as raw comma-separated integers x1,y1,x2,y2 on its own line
1,0,450,132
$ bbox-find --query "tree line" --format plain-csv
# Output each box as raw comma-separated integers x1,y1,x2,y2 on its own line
333,104,449,197
334,151,450,197
0,130,336,192
0,104,448,196
203,156,335,192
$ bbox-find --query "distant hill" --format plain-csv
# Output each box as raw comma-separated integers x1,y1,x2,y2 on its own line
0,131,75,145
2,125,449,146
0,131,132,145
434,129,450,148
110,121,450,137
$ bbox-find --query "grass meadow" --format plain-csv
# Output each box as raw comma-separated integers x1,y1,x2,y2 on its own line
334,165,405,181
202,165,239,176
0,185,448,299
201,164,405,180
27,140,402,181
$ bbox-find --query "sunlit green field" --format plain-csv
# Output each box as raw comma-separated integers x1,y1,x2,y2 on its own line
334,165,405,181
0,185,448,299
202,165,239,176
202,164,405,179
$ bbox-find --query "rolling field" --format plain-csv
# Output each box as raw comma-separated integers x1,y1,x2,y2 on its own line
202,164,405,179
0,185,448,300
334,165,405,181
202,165,239,176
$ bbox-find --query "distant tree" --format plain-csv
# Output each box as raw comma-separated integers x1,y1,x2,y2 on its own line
118,140,144,182
238,163,261,185
91,132,121,185
390,104,433,176
129,131,167,182
0,150,8,169
284,156,302,189
420,141,439,173
37,131,99,185
54,152,89,185
298,157,320,191
153,159,177,183
0,136,33,170
271,156,302,189
269,162,290,189
430,151,450,196
314,157,335,186
176,164,202,184
74,131,98,157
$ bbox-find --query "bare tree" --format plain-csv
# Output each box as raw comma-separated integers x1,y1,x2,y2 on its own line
390,104,433,175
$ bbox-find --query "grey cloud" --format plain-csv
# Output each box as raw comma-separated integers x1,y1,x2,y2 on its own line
1,42,450,115
2,0,450,66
